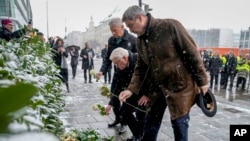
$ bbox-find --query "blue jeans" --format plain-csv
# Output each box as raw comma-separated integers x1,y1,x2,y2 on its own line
171,112,190,141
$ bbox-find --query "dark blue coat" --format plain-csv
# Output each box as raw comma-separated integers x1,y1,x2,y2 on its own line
109,52,137,105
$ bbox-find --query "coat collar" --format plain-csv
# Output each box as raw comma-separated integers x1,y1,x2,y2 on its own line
111,29,130,42
138,13,154,39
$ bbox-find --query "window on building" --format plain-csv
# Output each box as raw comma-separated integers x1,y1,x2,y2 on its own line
240,32,245,40
244,41,249,48
246,31,249,40
239,42,243,48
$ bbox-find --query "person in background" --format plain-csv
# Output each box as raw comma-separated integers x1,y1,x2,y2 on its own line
95,17,137,134
52,37,70,92
37,32,45,42
69,46,79,79
80,42,95,83
101,44,112,83
222,50,237,90
208,50,222,89
0,18,32,42
236,54,249,92
119,5,208,141
107,47,147,140
48,37,55,48
219,52,228,87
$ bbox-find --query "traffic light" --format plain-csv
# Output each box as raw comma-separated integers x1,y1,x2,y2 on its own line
144,4,152,12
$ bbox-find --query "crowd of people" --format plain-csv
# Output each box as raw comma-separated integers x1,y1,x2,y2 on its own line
4,5,241,141
201,49,250,92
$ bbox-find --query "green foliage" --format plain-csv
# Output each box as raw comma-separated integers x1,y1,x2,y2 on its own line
60,128,113,141
0,35,65,136
0,83,37,133
92,104,106,116
0,35,112,140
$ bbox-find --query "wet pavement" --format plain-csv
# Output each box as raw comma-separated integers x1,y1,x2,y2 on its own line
60,58,250,141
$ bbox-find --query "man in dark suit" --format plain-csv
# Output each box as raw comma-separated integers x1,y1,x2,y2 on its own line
96,17,137,134
101,44,111,83
106,48,147,140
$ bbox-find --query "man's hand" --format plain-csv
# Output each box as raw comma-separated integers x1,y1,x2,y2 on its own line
105,105,112,115
96,72,103,80
200,84,209,96
119,90,132,102
138,95,149,106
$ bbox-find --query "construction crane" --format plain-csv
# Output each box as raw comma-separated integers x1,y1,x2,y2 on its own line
99,7,120,24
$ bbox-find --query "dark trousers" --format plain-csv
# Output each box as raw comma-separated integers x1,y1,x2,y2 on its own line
59,68,69,91
171,112,190,141
104,69,111,83
210,74,218,87
224,73,235,89
111,94,123,123
121,94,146,139
220,71,226,85
71,64,77,78
83,69,91,82
141,93,167,141
236,77,247,90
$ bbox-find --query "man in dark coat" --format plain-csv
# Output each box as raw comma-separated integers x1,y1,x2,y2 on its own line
80,42,95,83
96,17,137,134
222,50,237,90
0,19,32,42
106,47,147,140
52,38,70,92
69,46,79,79
119,5,208,141
101,44,111,83
208,50,222,89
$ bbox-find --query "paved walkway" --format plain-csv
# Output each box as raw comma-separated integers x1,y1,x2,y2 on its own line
60,59,250,141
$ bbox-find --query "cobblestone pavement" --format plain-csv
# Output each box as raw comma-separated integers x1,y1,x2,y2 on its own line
60,59,250,141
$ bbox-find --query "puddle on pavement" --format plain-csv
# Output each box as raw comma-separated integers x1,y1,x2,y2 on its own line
210,87,250,102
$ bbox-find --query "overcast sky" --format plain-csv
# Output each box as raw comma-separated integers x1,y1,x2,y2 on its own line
30,0,250,38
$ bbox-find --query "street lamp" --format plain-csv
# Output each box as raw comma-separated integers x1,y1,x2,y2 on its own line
138,0,142,7
144,4,153,12
46,0,49,39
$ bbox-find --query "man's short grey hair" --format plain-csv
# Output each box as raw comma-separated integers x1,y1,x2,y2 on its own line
108,17,123,27
122,5,147,22
110,47,129,61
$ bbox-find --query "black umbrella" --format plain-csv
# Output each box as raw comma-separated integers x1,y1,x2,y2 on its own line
66,45,80,51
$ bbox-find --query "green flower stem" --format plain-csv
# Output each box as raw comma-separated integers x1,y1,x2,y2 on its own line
111,93,147,113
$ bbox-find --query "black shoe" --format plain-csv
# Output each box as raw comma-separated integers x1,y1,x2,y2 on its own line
127,136,135,141
127,137,140,141
84,80,87,83
119,125,127,135
108,120,119,128
89,81,92,83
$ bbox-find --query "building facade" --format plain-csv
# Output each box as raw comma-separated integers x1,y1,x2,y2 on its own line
79,16,112,55
188,28,235,48
0,0,32,30
239,27,250,49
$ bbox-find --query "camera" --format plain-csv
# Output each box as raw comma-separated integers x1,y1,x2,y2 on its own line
28,19,32,24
